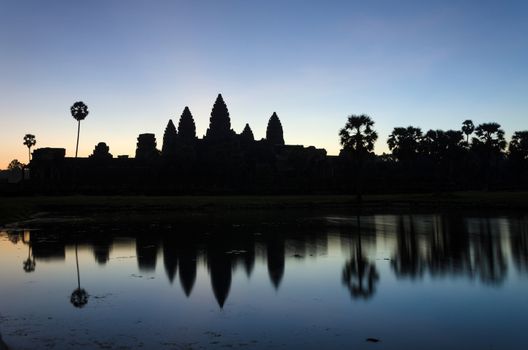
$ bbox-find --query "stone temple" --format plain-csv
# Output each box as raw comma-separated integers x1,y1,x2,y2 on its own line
29,94,335,193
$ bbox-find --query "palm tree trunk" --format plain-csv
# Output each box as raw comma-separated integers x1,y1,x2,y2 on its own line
75,243,80,289
28,147,31,163
75,120,81,158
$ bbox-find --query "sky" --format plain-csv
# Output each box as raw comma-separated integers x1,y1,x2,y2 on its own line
1,0,527,168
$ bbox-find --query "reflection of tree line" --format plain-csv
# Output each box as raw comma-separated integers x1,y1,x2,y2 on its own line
390,215,510,285
4,215,528,307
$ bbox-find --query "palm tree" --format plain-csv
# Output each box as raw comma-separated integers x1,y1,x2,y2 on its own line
70,242,89,308
70,101,89,158
339,115,378,156
387,126,422,162
461,120,474,144
23,134,36,163
339,114,378,201
508,131,528,185
509,131,528,162
473,122,506,153
472,122,506,189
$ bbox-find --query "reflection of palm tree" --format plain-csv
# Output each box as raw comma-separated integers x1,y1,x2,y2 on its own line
70,243,89,308
342,216,379,299
23,244,36,273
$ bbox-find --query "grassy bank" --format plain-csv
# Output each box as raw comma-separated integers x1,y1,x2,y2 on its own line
1,192,527,226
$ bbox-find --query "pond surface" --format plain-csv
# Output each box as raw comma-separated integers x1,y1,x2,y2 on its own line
1,211,528,349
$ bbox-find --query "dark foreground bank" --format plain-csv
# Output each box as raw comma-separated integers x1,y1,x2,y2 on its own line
1,191,528,227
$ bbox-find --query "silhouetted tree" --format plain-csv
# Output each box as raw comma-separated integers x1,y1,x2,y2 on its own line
7,159,24,170
472,123,506,153
461,120,475,144
178,107,197,141
420,130,445,162
508,131,528,186
162,119,178,158
339,114,378,200
70,101,89,158
509,131,528,162
339,115,378,158
206,94,233,140
23,134,36,163
266,112,285,146
471,123,506,188
387,126,423,162
421,129,465,164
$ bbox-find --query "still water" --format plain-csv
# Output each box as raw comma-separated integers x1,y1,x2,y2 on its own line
1,211,528,349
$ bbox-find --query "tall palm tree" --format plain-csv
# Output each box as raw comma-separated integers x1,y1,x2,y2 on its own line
339,114,378,201
23,134,36,163
461,120,474,144
70,242,89,308
70,101,89,158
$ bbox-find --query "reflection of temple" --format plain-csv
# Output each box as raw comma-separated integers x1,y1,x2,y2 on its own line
28,94,330,193
136,235,159,272
4,214,528,308
162,235,197,296
266,234,285,289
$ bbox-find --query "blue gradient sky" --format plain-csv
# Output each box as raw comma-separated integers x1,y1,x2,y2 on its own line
1,0,527,168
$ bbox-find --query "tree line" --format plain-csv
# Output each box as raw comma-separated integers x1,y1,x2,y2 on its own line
339,116,528,195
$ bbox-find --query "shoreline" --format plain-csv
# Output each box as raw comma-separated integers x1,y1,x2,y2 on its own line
1,191,528,227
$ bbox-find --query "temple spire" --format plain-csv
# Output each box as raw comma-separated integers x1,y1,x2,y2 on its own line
161,119,178,158
178,107,196,141
266,112,284,145
241,123,254,141
206,94,232,139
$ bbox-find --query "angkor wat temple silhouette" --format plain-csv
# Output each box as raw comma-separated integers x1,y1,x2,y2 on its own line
29,94,332,193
